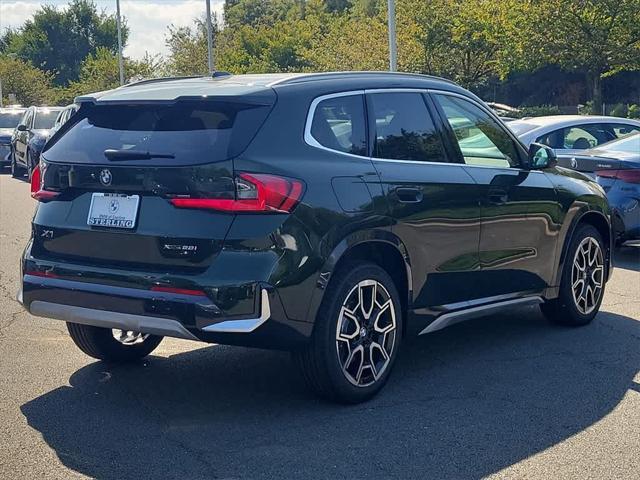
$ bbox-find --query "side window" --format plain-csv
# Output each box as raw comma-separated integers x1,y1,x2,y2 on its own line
610,123,640,139
435,94,520,168
561,124,615,149
21,110,32,128
369,92,446,162
309,94,366,156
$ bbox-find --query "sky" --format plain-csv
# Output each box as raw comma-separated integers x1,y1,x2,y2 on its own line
0,0,225,59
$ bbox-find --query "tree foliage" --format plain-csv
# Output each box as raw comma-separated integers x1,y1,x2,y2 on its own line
0,55,55,106
0,0,127,86
1,0,639,110
524,0,640,112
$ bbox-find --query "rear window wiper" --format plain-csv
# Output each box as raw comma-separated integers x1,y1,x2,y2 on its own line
104,149,175,161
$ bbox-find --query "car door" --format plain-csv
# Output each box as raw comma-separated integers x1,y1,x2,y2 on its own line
365,90,484,316
432,92,560,299
14,108,33,165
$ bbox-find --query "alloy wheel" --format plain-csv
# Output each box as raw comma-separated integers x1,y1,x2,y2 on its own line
335,279,397,387
571,237,604,315
112,329,150,346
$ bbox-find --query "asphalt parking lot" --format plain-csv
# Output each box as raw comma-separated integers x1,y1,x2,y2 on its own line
0,172,639,480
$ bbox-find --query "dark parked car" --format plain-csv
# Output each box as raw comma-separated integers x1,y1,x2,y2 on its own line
0,107,26,168
19,72,612,403
11,106,63,179
558,133,640,244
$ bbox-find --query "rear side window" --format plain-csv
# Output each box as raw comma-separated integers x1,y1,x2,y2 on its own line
43,101,272,165
309,94,367,156
369,92,446,162
34,110,59,129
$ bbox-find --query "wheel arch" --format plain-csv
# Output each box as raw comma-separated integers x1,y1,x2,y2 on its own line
305,231,412,337
553,207,612,289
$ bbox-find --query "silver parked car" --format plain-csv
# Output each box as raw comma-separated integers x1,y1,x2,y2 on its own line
508,115,640,156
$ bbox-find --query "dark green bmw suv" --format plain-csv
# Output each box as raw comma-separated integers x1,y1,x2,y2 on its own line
19,72,612,403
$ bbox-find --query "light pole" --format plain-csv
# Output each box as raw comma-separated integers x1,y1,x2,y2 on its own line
116,0,125,85
387,0,397,72
205,0,214,73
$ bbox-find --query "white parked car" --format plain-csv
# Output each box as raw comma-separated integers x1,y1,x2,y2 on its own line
508,115,640,156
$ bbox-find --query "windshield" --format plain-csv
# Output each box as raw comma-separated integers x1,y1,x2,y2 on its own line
0,112,25,128
43,101,273,165
507,121,539,136
597,133,640,154
34,110,60,129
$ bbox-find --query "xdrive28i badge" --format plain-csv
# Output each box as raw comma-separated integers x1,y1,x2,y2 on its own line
99,169,112,186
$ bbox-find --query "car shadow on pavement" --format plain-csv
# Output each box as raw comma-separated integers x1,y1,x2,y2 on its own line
615,245,640,273
21,306,640,480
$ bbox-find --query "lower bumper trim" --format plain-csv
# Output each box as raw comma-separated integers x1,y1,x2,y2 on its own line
202,289,271,333
29,301,199,341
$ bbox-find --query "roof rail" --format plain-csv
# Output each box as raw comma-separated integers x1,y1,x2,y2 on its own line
211,71,233,78
270,71,458,87
122,75,202,88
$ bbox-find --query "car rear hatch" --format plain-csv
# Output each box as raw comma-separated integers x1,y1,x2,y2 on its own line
33,96,275,274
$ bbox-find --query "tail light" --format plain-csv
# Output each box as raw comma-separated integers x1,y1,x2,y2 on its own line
150,285,207,297
169,173,305,213
30,164,60,201
596,169,640,184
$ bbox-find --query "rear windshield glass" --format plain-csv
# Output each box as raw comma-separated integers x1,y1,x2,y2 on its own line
43,101,272,165
0,113,24,128
34,110,60,129
599,133,640,154
507,121,538,136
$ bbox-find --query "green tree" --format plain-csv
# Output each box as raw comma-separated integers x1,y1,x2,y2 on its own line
57,48,162,103
165,17,216,76
0,55,55,106
1,0,127,86
400,0,518,89
527,0,640,113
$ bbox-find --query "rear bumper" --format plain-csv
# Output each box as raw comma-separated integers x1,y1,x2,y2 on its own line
19,273,312,350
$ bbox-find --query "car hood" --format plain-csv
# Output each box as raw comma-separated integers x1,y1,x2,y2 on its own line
0,129,13,143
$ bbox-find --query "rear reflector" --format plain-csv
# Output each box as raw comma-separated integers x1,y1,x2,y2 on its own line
169,173,304,213
24,270,59,279
596,169,640,184
150,285,208,296
30,165,60,201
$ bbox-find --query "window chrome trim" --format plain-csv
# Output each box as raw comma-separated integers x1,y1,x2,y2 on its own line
303,87,533,171
304,90,367,159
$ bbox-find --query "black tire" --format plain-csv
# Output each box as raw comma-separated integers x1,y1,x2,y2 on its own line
66,322,163,363
294,262,403,403
541,224,606,326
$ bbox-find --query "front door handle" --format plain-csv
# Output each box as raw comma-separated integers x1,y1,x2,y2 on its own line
488,188,508,204
395,187,423,203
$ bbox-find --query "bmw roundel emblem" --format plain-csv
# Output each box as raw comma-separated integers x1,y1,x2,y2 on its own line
99,169,112,186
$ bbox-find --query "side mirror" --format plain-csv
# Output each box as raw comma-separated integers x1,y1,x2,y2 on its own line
16,124,28,132
528,143,557,169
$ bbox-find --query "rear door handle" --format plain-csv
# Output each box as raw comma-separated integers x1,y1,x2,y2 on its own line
488,188,508,204
395,187,423,203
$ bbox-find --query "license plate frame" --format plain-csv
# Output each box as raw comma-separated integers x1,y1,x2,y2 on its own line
87,193,140,229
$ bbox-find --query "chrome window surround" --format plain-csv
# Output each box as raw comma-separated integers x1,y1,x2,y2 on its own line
303,88,536,173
